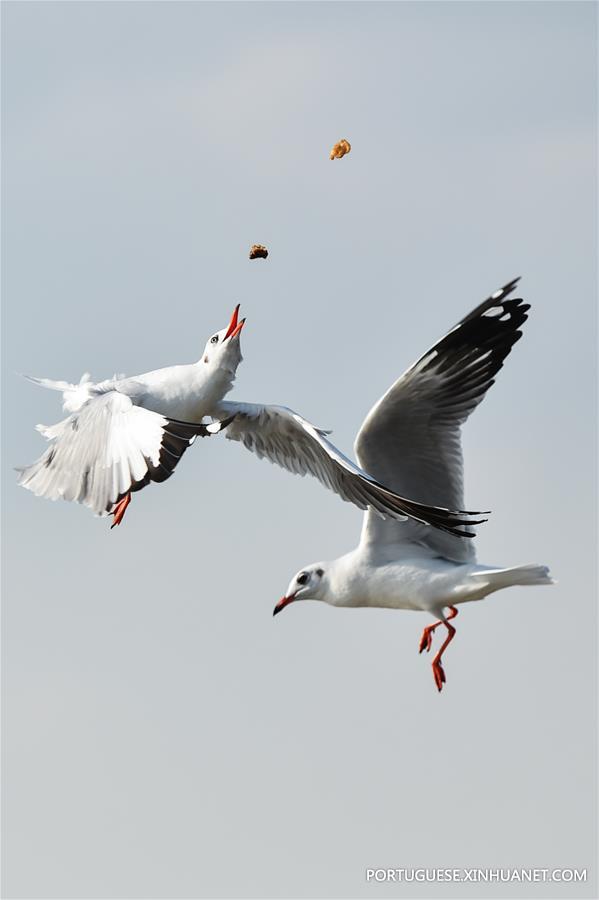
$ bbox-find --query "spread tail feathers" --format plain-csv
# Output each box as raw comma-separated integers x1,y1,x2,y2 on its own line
22,372,93,412
472,563,555,591
21,372,91,392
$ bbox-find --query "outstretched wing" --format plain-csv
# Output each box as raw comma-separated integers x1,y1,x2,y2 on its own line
17,391,232,517
355,278,529,562
216,401,482,536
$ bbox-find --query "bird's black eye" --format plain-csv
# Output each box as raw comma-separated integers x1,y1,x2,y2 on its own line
210,335,219,344
296,572,310,586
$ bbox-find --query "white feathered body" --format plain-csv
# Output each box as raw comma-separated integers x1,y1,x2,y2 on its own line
119,364,237,421
49,363,237,422
321,549,553,617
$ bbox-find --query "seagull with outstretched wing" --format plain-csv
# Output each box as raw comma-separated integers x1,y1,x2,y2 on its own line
18,305,481,535
17,306,245,526
272,279,554,692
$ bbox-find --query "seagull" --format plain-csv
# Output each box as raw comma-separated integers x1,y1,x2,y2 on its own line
272,278,554,692
17,305,246,526
18,305,484,534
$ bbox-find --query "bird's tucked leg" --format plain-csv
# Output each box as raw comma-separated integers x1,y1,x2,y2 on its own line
111,492,131,529
424,606,458,692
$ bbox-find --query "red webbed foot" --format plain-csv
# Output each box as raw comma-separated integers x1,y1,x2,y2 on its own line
111,492,131,529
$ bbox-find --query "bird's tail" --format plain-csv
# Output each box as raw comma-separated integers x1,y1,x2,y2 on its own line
22,372,93,412
471,563,555,592
22,372,92,391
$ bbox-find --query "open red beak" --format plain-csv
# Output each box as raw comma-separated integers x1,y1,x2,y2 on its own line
273,593,297,617
224,304,245,340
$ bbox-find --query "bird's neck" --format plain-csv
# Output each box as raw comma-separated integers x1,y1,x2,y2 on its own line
199,363,237,413
323,552,369,608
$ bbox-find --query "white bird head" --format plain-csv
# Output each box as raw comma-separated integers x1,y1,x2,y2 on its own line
202,304,245,373
273,564,328,616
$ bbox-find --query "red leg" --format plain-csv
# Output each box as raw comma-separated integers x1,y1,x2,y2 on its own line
111,492,131,529
419,619,442,653
430,606,459,692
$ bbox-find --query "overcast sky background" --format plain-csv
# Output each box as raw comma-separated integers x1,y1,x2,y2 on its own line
2,2,597,898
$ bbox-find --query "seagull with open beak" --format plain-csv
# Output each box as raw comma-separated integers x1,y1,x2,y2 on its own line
17,305,246,526
19,302,485,537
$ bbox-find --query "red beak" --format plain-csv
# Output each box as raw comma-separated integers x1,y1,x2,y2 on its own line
224,304,245,340
273,593,297,617
230,318,245,340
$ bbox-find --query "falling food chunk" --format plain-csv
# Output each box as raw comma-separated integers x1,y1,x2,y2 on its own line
249,244,268,260
330,139,351,160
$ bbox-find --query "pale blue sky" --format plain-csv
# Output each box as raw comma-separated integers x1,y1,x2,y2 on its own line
2,2,597,898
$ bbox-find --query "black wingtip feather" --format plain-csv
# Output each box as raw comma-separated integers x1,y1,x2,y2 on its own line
109,414,234,512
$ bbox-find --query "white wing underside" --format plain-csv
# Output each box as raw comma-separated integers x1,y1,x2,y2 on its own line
17,391,221,517
354,279,529,563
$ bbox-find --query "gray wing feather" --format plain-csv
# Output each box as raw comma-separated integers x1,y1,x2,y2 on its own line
354,279,529,562
216,401,481,534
